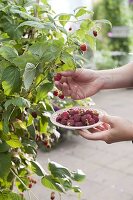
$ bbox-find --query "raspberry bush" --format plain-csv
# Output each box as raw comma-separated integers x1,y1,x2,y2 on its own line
0,0,111,199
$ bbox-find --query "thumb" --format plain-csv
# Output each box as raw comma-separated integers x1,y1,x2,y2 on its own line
100,114,115,128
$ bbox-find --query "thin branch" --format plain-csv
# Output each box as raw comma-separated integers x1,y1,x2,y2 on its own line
10,169,39,200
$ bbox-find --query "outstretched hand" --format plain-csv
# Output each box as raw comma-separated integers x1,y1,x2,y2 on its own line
55,69,104,100
78,115,133,144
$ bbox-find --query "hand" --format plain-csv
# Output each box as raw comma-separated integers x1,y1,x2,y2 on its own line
55,69,105,100
78,115,133,144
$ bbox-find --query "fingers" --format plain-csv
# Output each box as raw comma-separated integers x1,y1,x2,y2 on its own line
60,70,76,77
78,129,110,141
100,114,117,128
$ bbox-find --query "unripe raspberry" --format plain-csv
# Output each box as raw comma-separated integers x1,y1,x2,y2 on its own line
69,27,72,31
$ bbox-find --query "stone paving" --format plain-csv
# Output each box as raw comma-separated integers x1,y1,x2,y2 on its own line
29,89,133,200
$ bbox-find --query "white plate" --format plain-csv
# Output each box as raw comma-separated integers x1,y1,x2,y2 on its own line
50,106,106,130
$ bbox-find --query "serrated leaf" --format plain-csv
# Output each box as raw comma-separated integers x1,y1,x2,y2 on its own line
59,14,71,26
0,141,10,153
71,169,85,182
61,52,75,69
29,161,46,176
23,63,36,90
2,106,14,134
85,34,96,51
41,175,64,193
13,53,39,69
48,161,71,178
39,116,48,133
0,152,11,178
0,190,24,200
2,66,22,95
0,46,18,62
36,82,53,103
6,134,22,148
17,21,55,30
10,8,40,22
4,97,30,111
94,19,112,28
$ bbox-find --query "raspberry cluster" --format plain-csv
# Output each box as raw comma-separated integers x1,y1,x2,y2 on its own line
56,108,99,127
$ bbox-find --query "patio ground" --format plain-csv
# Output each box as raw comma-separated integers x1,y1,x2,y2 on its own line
29,88,133,200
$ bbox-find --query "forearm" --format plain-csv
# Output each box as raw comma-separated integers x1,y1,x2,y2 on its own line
98,62,133,89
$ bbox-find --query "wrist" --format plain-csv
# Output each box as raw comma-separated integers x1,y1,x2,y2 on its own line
96,70,114,90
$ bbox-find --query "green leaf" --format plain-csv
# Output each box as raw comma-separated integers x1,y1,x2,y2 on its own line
75,9,87,18
36,82,53,103
48,161,71,178
85,34,96,51
0,152,11,178
10,8,40,22
72,186,82,193
0,190,24,200
29,40,64,62
0,141,10,153
59,14,71,26
13,53,39,69
74,7,94,18
71,169,85,182
17,21,55,30
39,116,48,133
94,19,112,28
29,161,46,176
80,19,94,31
6,134,22,148
2,66,22,95
41,175,64,193
61,52,75,69
2,107,14,134
5,97,30,111
0,46,18,62
23,63,36,90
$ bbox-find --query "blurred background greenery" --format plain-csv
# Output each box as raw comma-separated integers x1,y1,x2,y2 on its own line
93,0,133,69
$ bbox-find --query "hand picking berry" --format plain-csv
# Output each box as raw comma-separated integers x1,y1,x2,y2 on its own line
54,73,62,81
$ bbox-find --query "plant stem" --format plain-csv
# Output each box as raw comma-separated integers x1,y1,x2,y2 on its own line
58,193,61,200
10,169,39,200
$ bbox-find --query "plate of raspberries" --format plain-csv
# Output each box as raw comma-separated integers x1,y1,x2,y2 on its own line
50,106,105,130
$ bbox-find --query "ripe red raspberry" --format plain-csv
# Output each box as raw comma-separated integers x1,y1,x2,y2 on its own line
69,27,72,31
31,111,37,118
80,44,87,52
53,90,58,96
88,118,95,125
54,73,62,81
28,183,32,188
67,119,75,126
56,115,62,122
61,118,67,125
59,94,64,99
73,114,81,122
61,112,69,119
93,30,97,37
93,115,99,123
75,122,83,127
